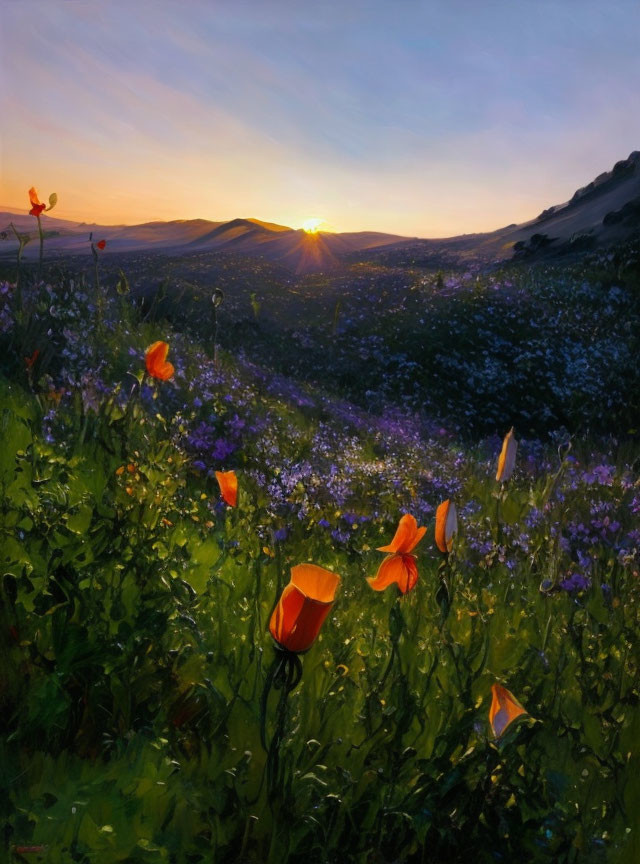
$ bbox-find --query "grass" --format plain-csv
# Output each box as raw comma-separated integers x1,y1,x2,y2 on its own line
0,245,639,863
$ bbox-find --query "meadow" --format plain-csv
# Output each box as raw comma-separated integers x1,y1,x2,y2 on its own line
1,236,639,863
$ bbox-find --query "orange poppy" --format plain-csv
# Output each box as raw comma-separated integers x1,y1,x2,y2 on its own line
496,427,518,482
269,563,340,653
215,470,237,507
368,513,426,594
489,683,528,738
96,239,106,250
24,349,39,369
435,499,458,554
145,341,174,381
28,187,46,217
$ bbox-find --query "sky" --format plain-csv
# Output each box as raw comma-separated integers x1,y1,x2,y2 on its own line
1,0,639,236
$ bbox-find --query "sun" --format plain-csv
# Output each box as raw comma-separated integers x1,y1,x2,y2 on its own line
302,217,323,234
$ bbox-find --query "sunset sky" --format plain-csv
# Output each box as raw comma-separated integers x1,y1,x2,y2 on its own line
2,0,639,236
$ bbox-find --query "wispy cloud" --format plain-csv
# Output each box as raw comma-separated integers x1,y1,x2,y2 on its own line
2,0,639,234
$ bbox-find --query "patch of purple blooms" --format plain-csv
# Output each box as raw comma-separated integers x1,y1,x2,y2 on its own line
559,572,592,593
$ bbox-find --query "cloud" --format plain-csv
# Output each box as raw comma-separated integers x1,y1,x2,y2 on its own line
2,0,639,233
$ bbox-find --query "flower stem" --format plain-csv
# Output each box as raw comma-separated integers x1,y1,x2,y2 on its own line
37,215,44,278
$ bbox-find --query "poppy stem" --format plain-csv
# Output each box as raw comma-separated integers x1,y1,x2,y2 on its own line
94,250,103,333
213,305,219,368
259,647,302,751
91,242,100,293
378,600,403,689
495,485,505,546
259,653,283,752
436,555,451,623
37,214,44,278
260,647,302,802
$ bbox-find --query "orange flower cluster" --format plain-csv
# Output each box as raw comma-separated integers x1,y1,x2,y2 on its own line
137,336,528,736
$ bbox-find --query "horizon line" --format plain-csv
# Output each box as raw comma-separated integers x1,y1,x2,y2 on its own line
0,203,506,241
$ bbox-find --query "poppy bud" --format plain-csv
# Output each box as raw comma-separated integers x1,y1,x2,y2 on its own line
215,470,237,507
496,427,518,482
489,683,528,738
435,499,458,554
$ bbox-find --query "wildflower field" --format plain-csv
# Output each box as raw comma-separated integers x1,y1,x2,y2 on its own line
1,233,640,863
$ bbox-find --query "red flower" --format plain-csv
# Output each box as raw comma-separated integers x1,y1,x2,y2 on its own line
269,564,340,653
144,341,174,381
96,239,106,250
368,513,426,594
28,187,46,217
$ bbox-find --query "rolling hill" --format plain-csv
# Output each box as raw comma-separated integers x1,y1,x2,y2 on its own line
0,210,410,274
2,150,639,272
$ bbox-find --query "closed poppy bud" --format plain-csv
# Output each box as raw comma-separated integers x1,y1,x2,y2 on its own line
368,513,426,594
496,427,518,482
215,470,237,507
435,499,458,554
96,239,106,250
145,340,174,381
489,683,528,738
269,564,340,653
212,288,224,308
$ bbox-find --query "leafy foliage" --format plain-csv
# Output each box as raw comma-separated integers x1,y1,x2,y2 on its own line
0,245,639,862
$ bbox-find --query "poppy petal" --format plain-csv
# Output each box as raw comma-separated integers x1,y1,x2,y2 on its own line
435,500,449,553
270,582,306,650
215,470,237,507
377,513,425,554
435,500,457,553
489,683,528,738
145,341,174,380
405,524,427,553
290,563,340,603
368,553,418,594
269,564,340,652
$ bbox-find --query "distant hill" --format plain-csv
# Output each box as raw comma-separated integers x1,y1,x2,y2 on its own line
0,210,409,274
2,151,639,271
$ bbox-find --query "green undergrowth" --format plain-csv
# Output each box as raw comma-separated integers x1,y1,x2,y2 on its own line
0,260,639,862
